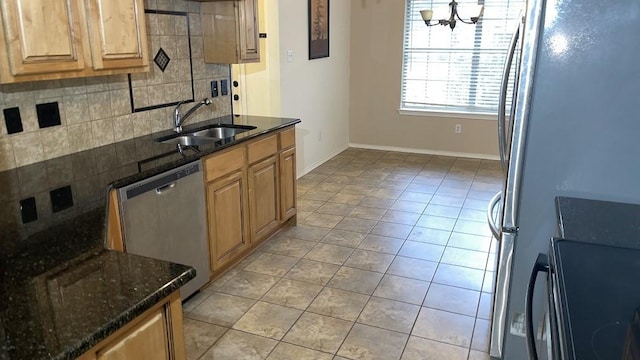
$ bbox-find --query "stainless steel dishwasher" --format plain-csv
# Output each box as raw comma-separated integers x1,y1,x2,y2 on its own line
118,160,209,300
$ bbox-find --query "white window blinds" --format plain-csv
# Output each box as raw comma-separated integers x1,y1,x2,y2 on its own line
401,0,524,115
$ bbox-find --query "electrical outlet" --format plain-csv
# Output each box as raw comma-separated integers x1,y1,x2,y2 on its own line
210,80,219,97
220,80,228,96
287,50,293,63
455,124,462,134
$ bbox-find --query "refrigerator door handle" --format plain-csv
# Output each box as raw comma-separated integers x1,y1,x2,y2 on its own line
490,231,516,359
487,191,502,240
525,253,550,360
498,22,521,173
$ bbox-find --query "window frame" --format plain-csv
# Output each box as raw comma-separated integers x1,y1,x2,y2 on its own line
399,0,523,119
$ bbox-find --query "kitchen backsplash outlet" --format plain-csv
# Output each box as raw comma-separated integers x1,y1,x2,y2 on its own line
0,0,232,172
3,107,22,134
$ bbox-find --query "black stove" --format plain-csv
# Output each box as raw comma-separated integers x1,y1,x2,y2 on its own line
550,239,640,360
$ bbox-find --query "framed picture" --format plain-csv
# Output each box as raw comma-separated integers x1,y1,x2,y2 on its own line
308,0,329,59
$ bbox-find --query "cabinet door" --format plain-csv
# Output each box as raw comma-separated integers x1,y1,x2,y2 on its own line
201,0,259,64
279,147,296,222
0,0,87,75
248,156,279,243
238,0,259,62
207,170,249,272
84,0,149,70
97,310,169,360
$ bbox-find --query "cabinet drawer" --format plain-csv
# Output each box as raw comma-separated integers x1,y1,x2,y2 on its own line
247,134,277,164
204,147,245,182
279,127,295,149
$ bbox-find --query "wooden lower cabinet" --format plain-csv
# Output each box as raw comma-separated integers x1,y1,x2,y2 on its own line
206,170,249,272
248,155,279,243
78,291,185,360
202,126,297,280
279,147,296,222
97,312,168,360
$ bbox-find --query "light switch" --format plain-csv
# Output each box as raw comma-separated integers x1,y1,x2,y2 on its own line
287,50,293,63
221,80,228,96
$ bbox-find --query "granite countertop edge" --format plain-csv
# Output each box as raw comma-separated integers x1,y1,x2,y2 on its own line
110,116,301,189
58,266,196,360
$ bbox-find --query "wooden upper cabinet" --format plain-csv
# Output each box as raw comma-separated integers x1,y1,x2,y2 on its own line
0,0,87,76
84,0,149,70
201,0,260,64
0,0,149,83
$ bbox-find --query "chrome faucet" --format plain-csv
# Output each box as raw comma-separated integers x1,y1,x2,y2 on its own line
174,98,212,133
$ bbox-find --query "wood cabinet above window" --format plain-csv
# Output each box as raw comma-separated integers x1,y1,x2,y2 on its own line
0,0,149,84
200,0,260,64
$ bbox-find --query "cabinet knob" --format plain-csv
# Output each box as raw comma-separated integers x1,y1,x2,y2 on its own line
233,81,239,87
233,95,240,101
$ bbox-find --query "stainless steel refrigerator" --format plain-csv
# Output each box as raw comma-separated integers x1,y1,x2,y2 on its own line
486,0,640,358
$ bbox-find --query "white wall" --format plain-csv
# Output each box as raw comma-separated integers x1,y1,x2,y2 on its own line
238,0,282,117
278,0,351,175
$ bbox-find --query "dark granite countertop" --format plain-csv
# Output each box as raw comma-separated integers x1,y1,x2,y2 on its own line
0,114,299,359
0,209,195,360
0,115,300,243
555,196,640,249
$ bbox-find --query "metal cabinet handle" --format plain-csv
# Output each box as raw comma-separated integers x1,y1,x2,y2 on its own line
526,253,549,360
487,191,502,240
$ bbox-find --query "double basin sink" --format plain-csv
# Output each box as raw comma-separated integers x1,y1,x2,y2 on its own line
154,124,257,146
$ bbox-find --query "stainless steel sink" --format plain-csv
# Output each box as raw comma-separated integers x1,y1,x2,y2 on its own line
154,124,256,146
157,135,220,146
187,124,257,139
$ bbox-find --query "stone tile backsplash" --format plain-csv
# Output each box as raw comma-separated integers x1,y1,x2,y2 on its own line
0,0,232,172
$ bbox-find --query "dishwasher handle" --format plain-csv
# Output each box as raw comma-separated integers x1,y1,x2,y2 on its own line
123,162,201,200
156,182,176,195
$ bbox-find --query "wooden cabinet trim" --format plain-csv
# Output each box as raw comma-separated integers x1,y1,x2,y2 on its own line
106,189,124,252
279,127,295,149
247,134,277,164
204,146,246,182
248,155,279,243
279,147,296,222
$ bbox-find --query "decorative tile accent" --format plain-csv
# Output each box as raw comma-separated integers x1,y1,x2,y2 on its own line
19,197,37,223
36,102,61,128
153,47,171,72
49,185,73,213
4,107,23,134
129,11,195,112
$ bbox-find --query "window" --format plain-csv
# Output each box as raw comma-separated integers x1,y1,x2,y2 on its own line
401,0,524,115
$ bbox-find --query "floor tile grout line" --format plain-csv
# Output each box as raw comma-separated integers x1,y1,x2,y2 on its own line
188,148,502,358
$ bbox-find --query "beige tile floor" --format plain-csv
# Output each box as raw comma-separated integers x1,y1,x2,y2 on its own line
182,148,502,360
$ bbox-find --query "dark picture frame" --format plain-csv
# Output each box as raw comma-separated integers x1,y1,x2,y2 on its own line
308,0,329,59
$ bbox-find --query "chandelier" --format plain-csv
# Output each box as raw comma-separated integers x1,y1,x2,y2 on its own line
420,1,484,30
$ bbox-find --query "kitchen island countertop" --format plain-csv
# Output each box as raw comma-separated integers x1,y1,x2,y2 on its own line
0,209,195,360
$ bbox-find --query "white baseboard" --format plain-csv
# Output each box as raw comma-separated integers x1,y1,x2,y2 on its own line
348,143,500,161
298,143,350,178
